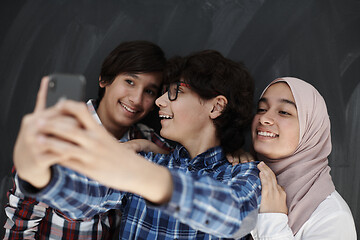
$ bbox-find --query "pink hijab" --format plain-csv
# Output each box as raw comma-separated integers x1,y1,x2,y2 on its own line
256,77,335,234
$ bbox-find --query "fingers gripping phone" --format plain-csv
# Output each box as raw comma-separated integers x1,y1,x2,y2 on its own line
46,73,86,108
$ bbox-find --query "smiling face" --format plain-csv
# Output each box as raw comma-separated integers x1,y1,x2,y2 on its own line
251,82,300,159
155,82,214,148
97,72,162,135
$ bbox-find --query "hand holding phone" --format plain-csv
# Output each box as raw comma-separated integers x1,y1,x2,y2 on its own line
46,73,86,108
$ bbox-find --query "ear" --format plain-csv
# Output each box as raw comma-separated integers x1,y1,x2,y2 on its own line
99,76,106,88
209,95,228,119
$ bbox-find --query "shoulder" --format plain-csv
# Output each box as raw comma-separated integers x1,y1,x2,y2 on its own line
212,161,260,182
214,161,261,193
231,161,260,180
311,191,354,217
300,191,357,238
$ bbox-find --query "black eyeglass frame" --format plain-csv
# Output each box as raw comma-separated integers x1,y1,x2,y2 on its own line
162,82,191,101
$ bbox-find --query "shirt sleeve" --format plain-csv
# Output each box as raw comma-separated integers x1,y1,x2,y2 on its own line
16,152,166,220
150,163,261,239
4,171,48,240
251,213,294,240
17,165,125,220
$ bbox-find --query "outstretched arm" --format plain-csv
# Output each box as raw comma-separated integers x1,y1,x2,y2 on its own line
20,99,173,205
13,77,172,204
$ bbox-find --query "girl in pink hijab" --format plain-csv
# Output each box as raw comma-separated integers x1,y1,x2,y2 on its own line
250,77,357,239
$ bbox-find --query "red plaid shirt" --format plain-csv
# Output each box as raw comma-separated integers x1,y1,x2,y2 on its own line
3,100,172,240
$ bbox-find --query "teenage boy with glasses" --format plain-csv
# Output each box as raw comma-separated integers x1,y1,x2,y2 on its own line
13,50,261,239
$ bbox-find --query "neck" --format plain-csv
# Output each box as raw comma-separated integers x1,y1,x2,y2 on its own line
182,126,220,159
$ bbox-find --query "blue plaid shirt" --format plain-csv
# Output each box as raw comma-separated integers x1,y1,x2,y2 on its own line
19,145,261,239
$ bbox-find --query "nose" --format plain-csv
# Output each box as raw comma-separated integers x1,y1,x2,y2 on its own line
259,111,274,125
128,88,143,106
155,92,168,108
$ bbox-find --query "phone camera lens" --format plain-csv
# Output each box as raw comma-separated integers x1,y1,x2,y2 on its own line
49,80,56,89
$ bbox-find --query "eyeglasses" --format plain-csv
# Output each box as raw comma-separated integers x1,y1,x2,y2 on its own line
162,82,191,101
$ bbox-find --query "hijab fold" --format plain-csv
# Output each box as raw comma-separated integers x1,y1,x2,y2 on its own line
257,77,335,234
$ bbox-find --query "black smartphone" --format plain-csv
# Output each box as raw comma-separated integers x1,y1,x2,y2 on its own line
46,73,86,108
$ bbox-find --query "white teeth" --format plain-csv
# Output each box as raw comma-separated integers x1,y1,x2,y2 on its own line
257,131,277,138
159,114,173,119
121,103,137,113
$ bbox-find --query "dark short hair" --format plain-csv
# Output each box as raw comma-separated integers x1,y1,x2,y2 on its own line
97,41,166,103
163,50,254,154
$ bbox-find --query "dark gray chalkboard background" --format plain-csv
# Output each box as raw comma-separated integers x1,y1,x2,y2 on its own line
1,0,359,237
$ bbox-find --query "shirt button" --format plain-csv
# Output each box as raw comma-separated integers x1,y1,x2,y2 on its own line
175,206,180,212
205,219,210,225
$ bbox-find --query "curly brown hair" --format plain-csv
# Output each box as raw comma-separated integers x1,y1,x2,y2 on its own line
163,50,254,154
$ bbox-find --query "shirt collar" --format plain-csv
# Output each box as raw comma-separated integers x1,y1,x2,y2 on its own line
174,145,226,167
86,99,102,125
86,99,130,142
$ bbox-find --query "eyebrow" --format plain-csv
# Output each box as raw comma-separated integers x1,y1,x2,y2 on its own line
259,97,297,109
125,73,139,79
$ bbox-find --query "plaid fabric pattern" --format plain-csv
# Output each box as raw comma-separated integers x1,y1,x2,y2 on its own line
3,100,171,240
19,145,261,239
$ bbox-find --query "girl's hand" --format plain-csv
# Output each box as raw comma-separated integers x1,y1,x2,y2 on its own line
227,149,255,166
257,161,288,214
